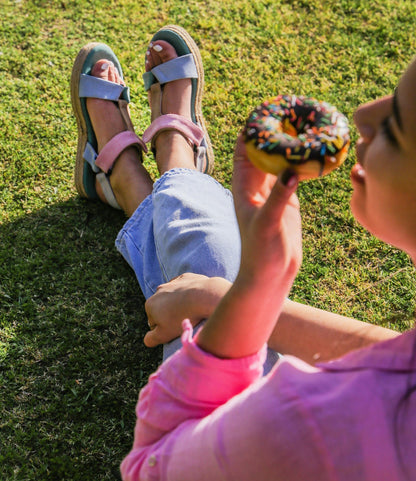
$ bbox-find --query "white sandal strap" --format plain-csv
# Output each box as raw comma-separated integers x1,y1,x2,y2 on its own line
96,172,121,210
143,54,197,90
79,74,130,102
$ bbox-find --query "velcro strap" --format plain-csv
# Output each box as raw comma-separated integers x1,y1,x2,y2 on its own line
79,74,130,102
143,54,197,91
83,142,100,173
95,131,147,173
96,172,121,210
142,114,204,147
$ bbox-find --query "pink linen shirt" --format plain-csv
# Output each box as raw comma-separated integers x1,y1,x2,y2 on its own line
121,321,416,481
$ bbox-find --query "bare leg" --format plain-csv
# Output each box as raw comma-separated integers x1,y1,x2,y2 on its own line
145,41,197,175
86,60,154,217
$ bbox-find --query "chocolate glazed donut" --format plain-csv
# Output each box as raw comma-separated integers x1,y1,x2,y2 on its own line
243,95,350,180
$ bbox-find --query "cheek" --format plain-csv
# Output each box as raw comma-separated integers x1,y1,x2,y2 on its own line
350,180,387,236
352,170,416,250
351,142,401,237
351,133,416,248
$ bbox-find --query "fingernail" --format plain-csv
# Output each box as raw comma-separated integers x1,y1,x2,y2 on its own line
153,44,163,52
281,169,297,187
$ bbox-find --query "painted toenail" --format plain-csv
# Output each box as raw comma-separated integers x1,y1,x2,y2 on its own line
153,44,163,52
146,50,150,56
100,62,110,71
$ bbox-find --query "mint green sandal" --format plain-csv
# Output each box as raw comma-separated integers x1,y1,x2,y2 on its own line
142,25,214,174
71,42,146,208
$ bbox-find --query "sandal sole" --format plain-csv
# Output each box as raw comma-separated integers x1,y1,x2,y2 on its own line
70,43,125,199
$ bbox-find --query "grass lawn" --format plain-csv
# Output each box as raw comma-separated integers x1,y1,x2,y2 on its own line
1,0,416,479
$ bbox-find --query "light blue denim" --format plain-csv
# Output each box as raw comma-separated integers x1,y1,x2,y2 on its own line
116,168,279,374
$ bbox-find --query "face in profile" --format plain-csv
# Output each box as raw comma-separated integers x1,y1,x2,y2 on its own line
351,57,416,259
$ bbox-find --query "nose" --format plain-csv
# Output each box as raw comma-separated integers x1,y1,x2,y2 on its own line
353,95,393,142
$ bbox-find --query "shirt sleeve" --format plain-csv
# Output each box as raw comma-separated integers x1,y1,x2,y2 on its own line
121,319,266,481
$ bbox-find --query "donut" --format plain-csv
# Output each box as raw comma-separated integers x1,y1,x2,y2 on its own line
242,95,350,180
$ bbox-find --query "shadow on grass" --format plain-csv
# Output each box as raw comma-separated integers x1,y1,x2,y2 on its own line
0,198,161,481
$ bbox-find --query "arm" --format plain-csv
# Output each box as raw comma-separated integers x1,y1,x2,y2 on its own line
122,138,301,479
145,276,398,364
196,137,302,358
268,299,399,364
144,135,396,360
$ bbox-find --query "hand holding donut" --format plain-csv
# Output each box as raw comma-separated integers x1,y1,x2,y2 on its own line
196,137,302,359
243,95,350,180
232,135,302,288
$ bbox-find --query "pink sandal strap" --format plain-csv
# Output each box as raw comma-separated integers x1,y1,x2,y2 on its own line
95,131,147,174
142,114,204,147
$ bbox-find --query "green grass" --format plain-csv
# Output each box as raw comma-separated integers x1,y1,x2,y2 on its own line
1,0,416,479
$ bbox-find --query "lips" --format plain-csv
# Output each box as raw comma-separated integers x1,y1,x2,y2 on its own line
350,163,365,184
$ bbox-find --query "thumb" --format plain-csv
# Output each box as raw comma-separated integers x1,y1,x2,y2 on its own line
143,327,161,348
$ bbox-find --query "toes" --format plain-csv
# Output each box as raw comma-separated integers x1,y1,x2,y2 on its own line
90,59,125,85
145,40,178,71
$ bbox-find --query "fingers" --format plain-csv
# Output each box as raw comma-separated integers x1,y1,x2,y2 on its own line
232,135,275,222
233,133,249,164
233,134,298,199
233,134,299,230
143,327,162,348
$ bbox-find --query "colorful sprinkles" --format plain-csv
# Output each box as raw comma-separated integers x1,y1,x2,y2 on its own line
243,95,350,170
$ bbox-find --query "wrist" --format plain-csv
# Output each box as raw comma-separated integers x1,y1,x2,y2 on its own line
237,258,298,295
198,277,231,317
187,276,231,321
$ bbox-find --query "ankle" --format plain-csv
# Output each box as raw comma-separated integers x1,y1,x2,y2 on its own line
96,147,153,215
154,131,196,174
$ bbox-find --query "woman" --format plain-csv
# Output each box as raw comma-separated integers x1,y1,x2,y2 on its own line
71,25,414,480
120,42,416,481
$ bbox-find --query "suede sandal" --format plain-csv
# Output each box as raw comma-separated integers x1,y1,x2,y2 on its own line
142,25,214,174
71,42,147,209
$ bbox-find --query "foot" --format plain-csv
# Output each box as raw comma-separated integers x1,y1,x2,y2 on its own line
145,41,196,174
86,60,153,216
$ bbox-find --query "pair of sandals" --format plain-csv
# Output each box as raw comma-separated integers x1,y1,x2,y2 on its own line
70,25,214,210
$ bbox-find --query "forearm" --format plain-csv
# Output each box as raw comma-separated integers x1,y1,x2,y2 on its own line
147,273,398,362
197,268,294,358
166,276,398,362
270,299,399,364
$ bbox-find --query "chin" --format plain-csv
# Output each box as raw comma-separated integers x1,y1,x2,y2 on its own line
350,198,384,243
350,193,366,228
